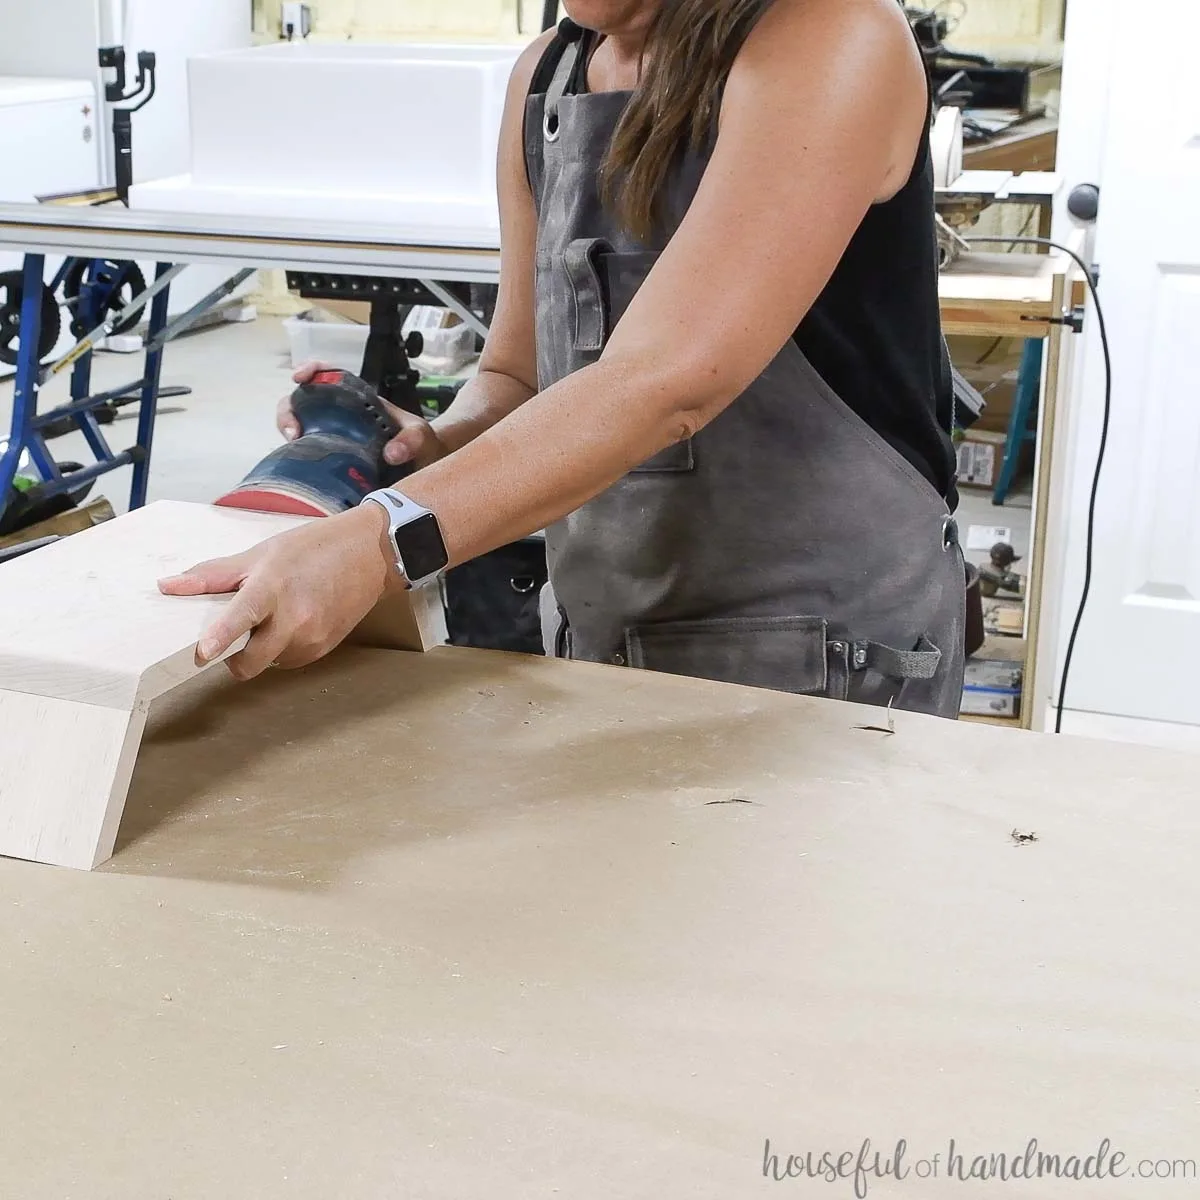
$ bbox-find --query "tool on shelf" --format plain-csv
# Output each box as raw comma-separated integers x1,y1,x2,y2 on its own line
99,46,158,205
978,542,1025,598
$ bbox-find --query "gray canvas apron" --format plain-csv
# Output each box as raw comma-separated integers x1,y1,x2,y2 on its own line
527,40,965,719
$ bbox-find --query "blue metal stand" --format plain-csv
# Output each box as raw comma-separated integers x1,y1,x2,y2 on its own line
130,263,174,509
992,337,1043,506
1,252,175,525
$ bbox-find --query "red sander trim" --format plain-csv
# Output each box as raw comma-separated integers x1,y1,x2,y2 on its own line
213,490,331,518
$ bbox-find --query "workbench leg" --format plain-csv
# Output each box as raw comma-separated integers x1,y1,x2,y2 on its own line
66,342,119,465
128,263,173,511
0,255,48,502
993,338,1043,506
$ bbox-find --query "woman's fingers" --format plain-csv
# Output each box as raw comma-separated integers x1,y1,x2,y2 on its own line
383,410,446,468
195,580,273,666
159,554,251,597
276,392,301,441
280,361,336,439
222,615,292,681
383,426,423,466
292,359,334,384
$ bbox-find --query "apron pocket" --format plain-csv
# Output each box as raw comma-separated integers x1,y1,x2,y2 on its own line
624,615,848,699
599,249,661,323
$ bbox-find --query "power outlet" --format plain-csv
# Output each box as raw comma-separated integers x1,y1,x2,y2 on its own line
281,2,313,40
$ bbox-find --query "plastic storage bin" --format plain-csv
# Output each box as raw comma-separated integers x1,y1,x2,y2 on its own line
284,308,477,376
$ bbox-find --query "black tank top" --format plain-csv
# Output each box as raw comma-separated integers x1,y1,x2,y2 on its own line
529,22,958,506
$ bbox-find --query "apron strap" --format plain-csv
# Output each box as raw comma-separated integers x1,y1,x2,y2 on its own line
563,237,612,351
851,635,943,681
543,35,581,143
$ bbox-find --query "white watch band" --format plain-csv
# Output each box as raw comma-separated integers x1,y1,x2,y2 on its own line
363,488,440,585
363,487,430,528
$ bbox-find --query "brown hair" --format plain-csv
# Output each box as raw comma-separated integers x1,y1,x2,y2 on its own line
600,0,776,241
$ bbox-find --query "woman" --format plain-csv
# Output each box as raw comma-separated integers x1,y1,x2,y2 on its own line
162,0,966,717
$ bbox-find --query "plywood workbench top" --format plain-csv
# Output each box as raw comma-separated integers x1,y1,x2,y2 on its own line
1,646,1198,1198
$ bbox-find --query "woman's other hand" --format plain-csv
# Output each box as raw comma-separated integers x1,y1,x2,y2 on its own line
277,361,452,469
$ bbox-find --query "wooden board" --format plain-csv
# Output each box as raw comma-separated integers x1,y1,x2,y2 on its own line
0,500,444,869
0,645,1198,1196
0,691,145,870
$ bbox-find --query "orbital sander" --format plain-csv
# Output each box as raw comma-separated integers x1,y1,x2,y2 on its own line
214,367,553,658
215,369,410,517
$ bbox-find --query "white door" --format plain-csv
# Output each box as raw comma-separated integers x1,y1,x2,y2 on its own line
1050,0,1200,730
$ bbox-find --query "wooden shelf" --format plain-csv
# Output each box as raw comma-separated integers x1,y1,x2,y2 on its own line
940,251,1062,336
963,117,1058,174
961,712,1023,729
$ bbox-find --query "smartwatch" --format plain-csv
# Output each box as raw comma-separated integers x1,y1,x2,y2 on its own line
362,488,449,587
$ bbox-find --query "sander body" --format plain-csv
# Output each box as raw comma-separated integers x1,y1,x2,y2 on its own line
216,370,407,518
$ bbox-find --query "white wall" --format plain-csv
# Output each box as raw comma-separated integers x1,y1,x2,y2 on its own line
253,0,545,42
119,0,250,185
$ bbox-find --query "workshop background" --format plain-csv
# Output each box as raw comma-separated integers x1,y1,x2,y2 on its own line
6,0,1196,748
250,0,1062,55
10,4,1200,1187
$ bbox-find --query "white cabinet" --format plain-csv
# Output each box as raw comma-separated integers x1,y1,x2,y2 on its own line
0,78,101,202
0,78,102,370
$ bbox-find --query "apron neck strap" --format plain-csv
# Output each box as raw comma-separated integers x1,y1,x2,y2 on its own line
543,34,582,142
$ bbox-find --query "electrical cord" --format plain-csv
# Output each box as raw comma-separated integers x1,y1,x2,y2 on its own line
961,234,1113,734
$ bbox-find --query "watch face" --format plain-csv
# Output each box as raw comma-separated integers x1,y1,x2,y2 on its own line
392,511,449,582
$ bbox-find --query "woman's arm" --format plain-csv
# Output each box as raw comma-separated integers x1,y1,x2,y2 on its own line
394,0,928,557
165,0,929,678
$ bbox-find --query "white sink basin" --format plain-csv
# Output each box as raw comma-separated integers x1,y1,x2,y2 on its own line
129,42,521,243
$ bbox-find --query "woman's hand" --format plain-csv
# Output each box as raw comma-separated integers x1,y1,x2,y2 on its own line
278,361,453,469
158,504,393,681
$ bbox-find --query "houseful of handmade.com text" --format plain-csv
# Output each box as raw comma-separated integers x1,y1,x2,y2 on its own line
761,1137,1197,1196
